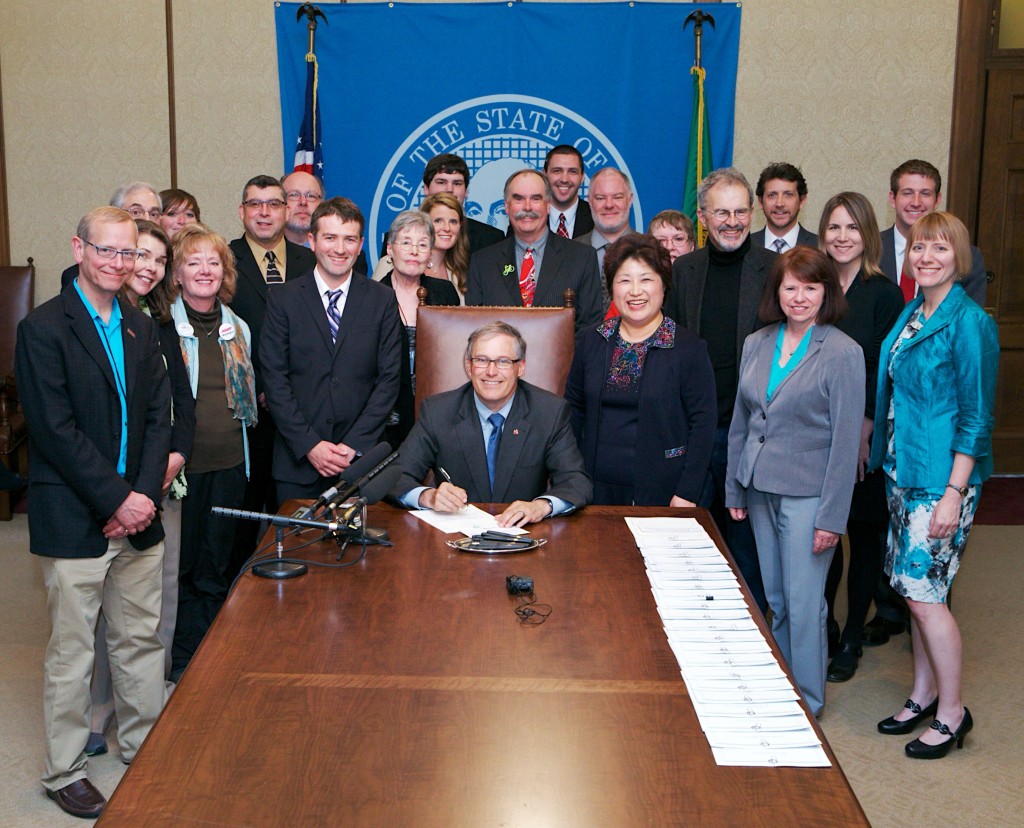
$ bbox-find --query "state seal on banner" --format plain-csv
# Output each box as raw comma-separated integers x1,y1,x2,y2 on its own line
369,94,641,265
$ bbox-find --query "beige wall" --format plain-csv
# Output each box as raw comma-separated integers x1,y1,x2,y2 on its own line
1,0,959,300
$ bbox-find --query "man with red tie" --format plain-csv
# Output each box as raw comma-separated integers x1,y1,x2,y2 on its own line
879,159,987,306
465,168,602,341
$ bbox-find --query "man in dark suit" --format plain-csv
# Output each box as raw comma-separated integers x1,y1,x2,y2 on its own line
392,321,591,527
665,167,777,614
576,167,635,310
228,175,316,555
261,197,402,499
465,169,602,340
878,158,987,306
16,207,171,819
544,144,594,238
750,162,818,253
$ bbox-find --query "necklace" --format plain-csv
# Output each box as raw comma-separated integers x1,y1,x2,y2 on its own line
195,317,217,338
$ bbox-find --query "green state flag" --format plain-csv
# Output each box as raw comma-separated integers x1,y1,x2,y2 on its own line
683,66,712,247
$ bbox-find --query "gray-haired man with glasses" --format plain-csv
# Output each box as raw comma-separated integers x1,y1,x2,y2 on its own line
393,321,591,527
17,206,171,818
664,166,777,615
60,181,163,290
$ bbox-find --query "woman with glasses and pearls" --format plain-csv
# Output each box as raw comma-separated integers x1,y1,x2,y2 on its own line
727,246,864,717
870,212,997,758
566,234,716,507
167,224,257,681
159,189,201,239
379,211,459,447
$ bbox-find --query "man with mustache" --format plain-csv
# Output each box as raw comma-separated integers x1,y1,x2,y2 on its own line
665,167,777,614
465,168,602,340
751,162,818,253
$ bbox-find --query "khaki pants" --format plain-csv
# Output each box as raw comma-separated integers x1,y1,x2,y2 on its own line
39,538,165,790
91,497,182,733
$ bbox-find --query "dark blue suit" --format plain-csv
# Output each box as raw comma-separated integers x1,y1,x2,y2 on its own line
260,269,403,493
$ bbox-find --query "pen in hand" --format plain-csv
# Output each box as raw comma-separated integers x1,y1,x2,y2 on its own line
435,466,469,511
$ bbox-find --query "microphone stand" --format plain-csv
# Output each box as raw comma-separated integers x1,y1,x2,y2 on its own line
256,524,309,580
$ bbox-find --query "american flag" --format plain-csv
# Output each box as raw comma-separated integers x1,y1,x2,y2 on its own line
293,56,323,175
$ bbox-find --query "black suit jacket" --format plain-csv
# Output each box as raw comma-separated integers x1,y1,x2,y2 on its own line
750,225,818,250
879,226,987,306
465,232,603,339
467,217,504,254
15,290,171,557
665,244,777,358
572,199,595,238
228,236,316,394
392,380,592,507
260,269,403,486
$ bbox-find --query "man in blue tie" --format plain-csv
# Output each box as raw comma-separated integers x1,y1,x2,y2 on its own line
260,197,403,500
392,321,592,528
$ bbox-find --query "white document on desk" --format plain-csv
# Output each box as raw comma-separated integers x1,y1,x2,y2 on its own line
711,745,831,767
698,713,812,732
409,504,528,536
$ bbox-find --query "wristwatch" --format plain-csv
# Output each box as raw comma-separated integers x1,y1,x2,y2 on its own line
945,483,968,497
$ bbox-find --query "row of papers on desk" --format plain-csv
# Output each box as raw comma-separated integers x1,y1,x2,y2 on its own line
625,517,832,768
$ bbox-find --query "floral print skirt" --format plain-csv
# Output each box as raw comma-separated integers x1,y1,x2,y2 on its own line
883,479,980,603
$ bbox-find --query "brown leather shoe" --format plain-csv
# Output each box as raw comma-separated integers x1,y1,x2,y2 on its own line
46,778,106,819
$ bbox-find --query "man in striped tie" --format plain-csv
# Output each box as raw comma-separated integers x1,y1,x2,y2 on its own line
260,197,402,500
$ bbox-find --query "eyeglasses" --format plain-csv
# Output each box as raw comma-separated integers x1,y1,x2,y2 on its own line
285,191,322,203
242,199,286,210
394,239,431,253
468,356,520,370
82,240,142,261
708,208,752,222
127,206,162,220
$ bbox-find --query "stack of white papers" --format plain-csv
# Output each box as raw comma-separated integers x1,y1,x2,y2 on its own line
625,517,830,768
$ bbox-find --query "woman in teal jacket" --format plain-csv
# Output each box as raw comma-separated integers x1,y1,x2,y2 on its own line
869,212,998,759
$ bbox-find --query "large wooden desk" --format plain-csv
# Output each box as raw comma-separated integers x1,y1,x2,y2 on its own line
99,505,867,826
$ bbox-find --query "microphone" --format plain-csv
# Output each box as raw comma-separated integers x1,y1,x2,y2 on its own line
303,442,392,519
297,485,338,519
335,463,404,525
326,446,399,510
212,506,343,533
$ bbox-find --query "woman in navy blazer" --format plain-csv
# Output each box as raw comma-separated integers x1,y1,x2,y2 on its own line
566,234,716,506
869,213,998,759
727,247,865,716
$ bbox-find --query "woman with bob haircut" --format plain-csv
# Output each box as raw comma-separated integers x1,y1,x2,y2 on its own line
816,192,905,682
727,246,864,716
870,212,998,758
159,188,201,239
166,223,257,681
566,233,716,506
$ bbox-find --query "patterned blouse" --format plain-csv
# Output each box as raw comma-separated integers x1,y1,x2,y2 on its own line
884,308,926,481
599,315,676,391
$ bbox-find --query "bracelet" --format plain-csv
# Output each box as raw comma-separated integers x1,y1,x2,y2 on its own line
945,483,968,497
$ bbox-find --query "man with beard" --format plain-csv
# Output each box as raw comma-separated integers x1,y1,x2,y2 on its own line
576,167,635,311
751,162,818,252
665,167,777,614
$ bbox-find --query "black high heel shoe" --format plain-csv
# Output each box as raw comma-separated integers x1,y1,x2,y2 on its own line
905,707,973,759
877,697,939,735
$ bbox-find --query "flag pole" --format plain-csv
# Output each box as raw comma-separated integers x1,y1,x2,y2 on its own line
293,3,328,177
683,10,715,247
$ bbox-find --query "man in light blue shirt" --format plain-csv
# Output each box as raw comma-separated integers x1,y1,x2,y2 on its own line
393,321,591,528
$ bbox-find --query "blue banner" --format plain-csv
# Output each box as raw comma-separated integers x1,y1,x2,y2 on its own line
276,2,741,264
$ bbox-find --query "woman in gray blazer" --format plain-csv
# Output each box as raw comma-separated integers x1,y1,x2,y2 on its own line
727,247,864,716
